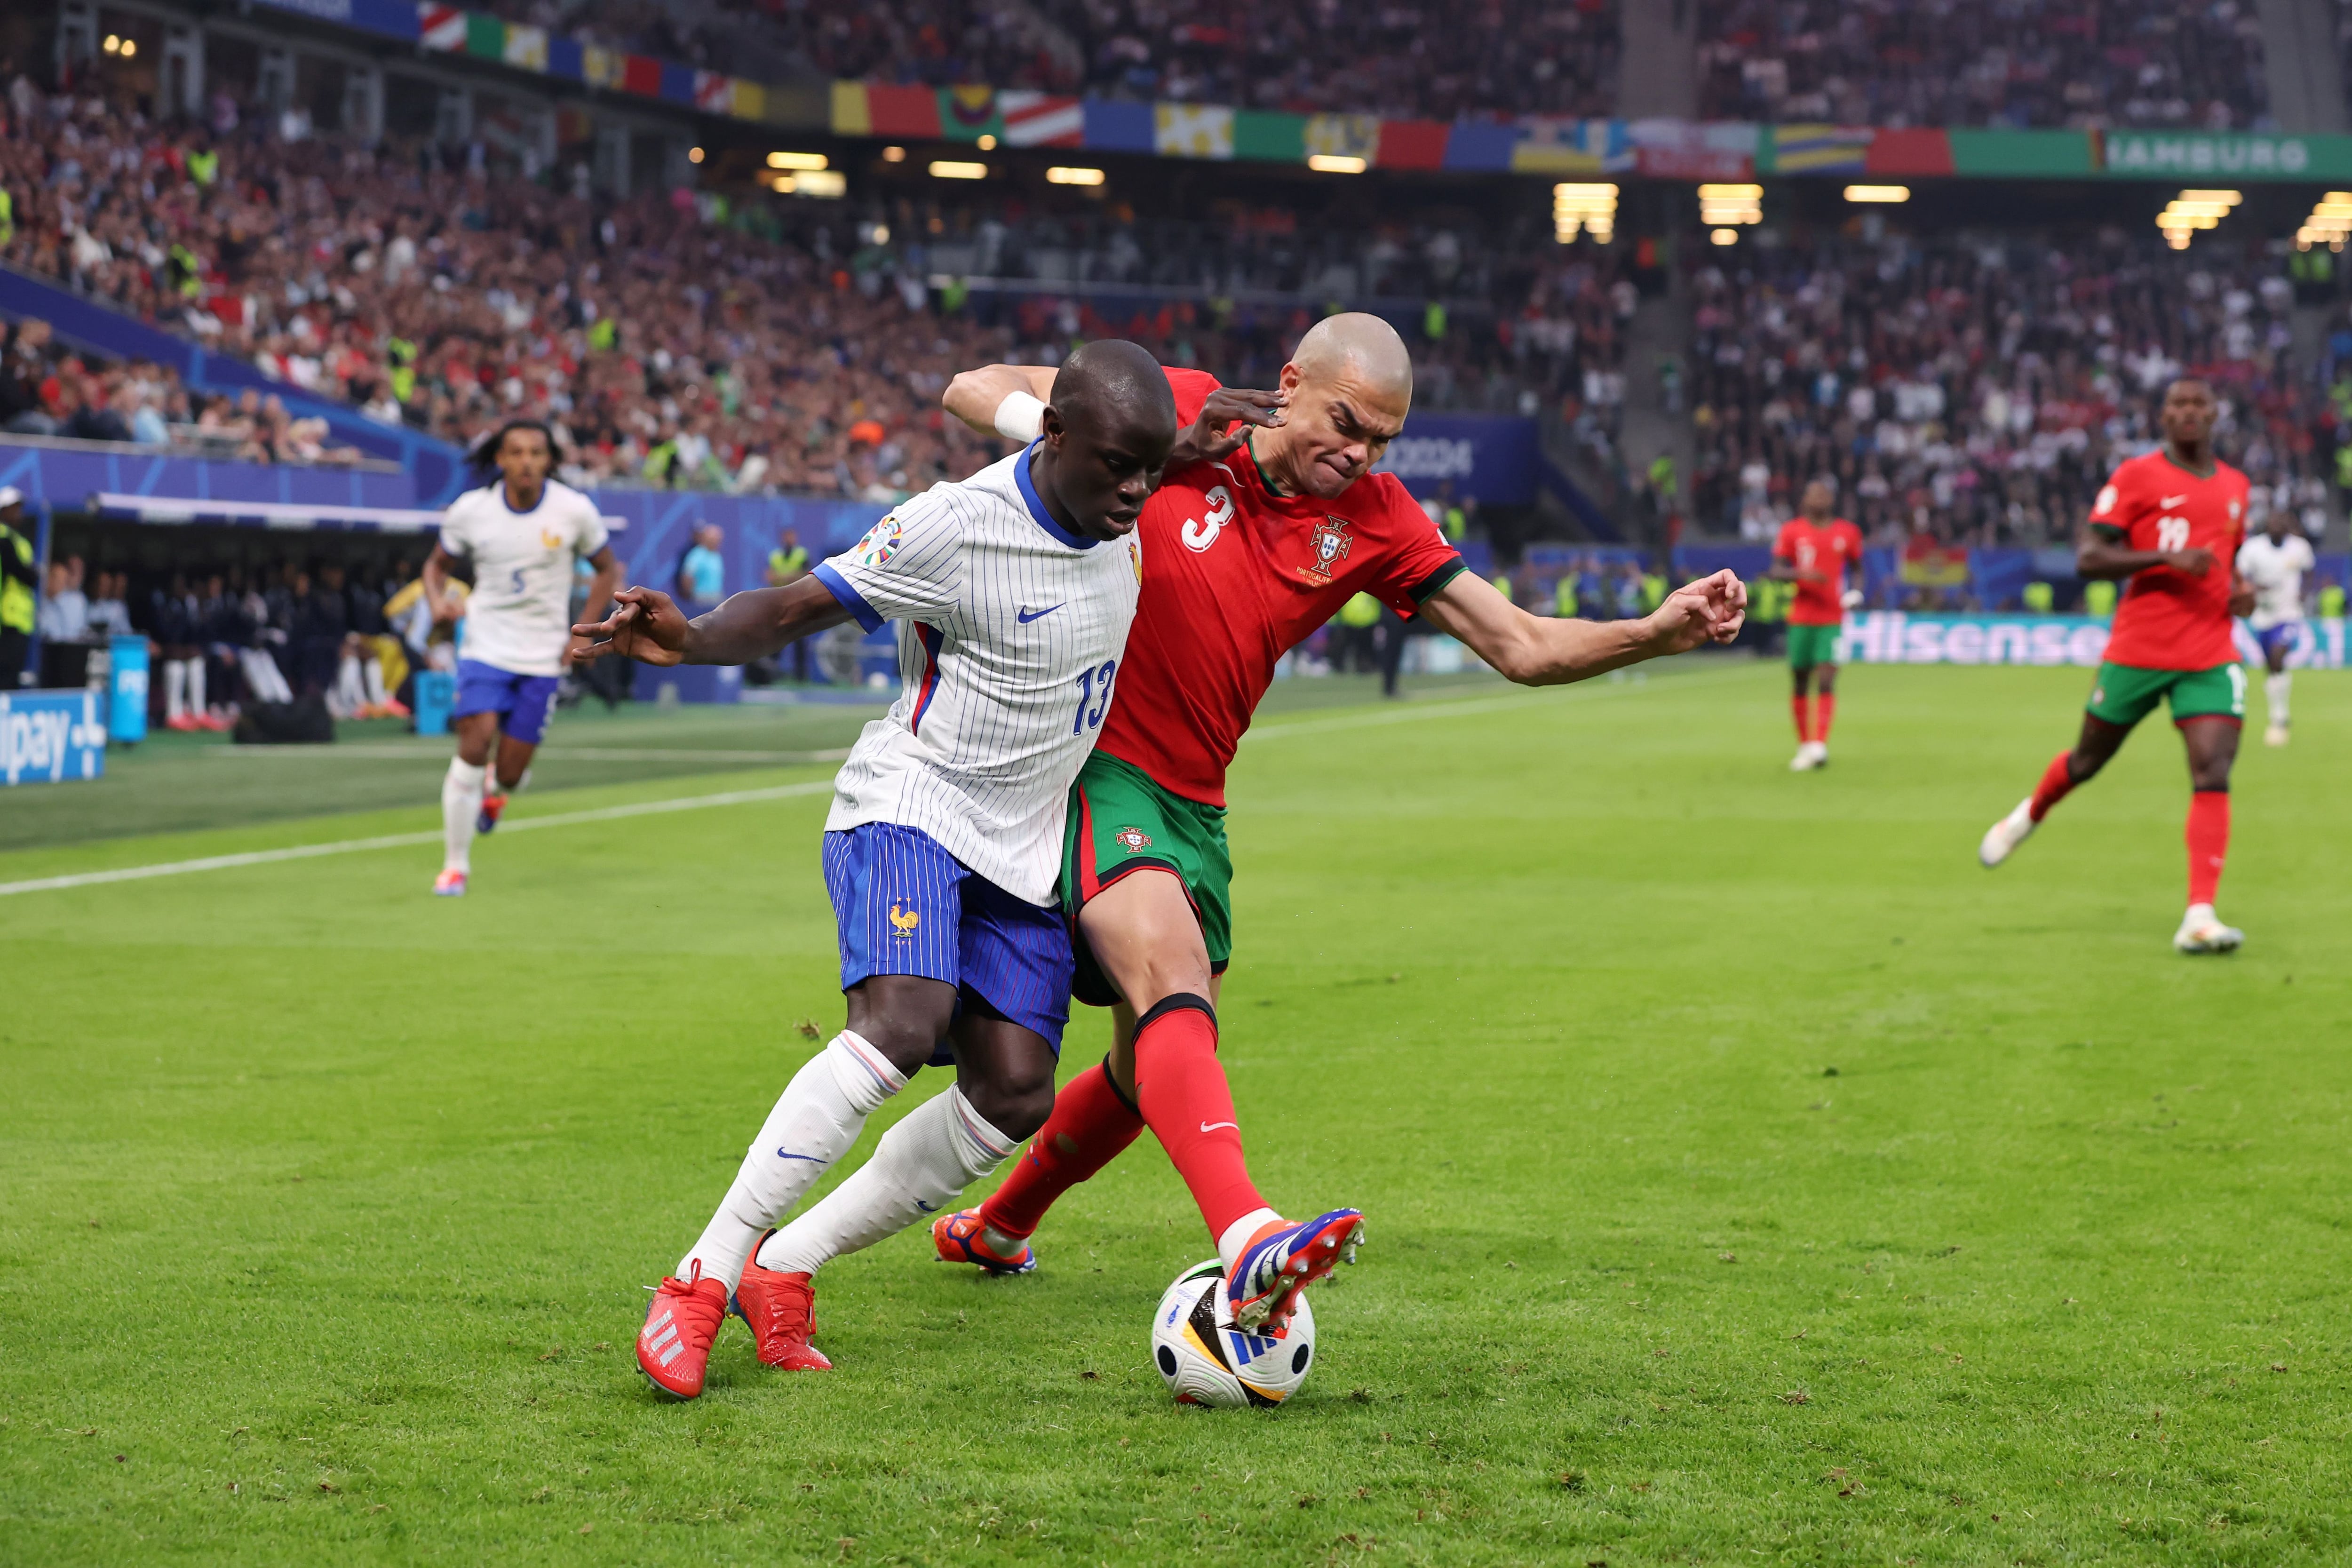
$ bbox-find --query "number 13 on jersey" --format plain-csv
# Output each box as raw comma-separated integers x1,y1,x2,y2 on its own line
1072,660,1116,734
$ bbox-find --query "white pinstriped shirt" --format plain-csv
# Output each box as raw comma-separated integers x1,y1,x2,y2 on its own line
811,445,1143,906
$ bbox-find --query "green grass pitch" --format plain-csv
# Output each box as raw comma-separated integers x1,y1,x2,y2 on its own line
3,661,2349,1564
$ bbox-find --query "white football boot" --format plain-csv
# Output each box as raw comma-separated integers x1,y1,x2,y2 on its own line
2173,905,2243,955
1978,797,2036,868
1788,740,1824,772
2265,723,2288,748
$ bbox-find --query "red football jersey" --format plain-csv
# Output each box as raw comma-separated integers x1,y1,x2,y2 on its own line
1097,370,1466,806
1772,516,1863,626
2090,449,2248,670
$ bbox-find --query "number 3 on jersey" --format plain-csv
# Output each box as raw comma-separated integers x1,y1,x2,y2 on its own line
2156,516,2189,552
1071,659,1116,734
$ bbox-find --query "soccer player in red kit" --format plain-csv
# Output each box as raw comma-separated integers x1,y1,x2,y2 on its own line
1769,479,1864,771
927,315,1749,1333
1978,378,2256,953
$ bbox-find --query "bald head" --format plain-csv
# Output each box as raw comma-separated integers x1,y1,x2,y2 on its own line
1259,313,1415,500
1291,313,1414,404
1032,338,1179,541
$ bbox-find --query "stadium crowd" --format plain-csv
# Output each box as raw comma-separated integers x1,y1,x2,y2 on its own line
1695,0,2270,129
1685,232,2335,550
0,72,1621,495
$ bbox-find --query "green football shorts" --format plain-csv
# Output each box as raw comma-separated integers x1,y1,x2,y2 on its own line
1060,750,1232,1008
2084,661,2246,728
1786,621,1842,669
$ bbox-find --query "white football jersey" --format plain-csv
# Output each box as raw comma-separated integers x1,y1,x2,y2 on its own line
2237,531,2314,629
814,444,1143,906
437,479,610,675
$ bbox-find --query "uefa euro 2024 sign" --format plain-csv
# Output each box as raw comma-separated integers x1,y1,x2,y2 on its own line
0,690,108,786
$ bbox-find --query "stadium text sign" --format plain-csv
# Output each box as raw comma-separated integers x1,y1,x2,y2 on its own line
0,690,108,787
2100,133,2351,180
1368,415,1538,506
1837,614,2349,669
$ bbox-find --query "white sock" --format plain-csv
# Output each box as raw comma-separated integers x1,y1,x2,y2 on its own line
678,1031,907,1289
441,757,486,872
333,654,364,715
363,656,388,707
187,657,205,715
1217,1206,1284,1276
2266,671,2290,726
164,660,188,721
756,1085,1015,1277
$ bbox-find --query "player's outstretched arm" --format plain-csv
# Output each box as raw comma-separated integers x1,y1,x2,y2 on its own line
2077,522,2211,581
944,365,1059,438
571,578,852,667
1420,568,1747,687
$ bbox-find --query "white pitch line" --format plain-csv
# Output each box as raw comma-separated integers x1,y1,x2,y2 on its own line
203,745,853,764
0,780,836,898
1242,661,1756,742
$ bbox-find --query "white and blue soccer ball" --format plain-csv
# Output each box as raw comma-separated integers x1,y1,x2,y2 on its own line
1149,1258,1316,1408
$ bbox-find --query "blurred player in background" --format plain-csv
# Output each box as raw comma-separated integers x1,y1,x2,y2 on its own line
2237,506,2313,748
1979,379,2255,954
1769,479,1863,772
577,343,1180,1398
422,421,622,896
929,316,1748,1334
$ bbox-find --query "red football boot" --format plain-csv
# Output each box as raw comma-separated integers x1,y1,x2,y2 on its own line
731,1242,832,1371
476,789,509,835
636,1265,729,1399
1226,1208,1364,1332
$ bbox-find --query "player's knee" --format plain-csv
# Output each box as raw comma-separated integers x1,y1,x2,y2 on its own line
961,1074,1055,1141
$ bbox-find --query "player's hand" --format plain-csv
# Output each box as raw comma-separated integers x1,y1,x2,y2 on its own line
2228,577,2257,617
571,586,691,666
1840,588,1864,611
1645,569,1748,653
428,593,462,626
1168,387,1286,468
2164,546,2216,578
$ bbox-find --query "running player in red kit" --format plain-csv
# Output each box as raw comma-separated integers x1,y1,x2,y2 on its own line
1769,478,1864,772
928,316,1748,1333
1978,378,2256,953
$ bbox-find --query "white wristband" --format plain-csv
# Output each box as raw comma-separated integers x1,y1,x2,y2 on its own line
993,390,1046,442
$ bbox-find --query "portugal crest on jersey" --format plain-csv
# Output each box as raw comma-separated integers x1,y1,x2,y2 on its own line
854,516,904,568
1303,516,1354,582
1114,826,1152,852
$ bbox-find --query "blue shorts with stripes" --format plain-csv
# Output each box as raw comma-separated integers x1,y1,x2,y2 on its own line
821,822,1074,1057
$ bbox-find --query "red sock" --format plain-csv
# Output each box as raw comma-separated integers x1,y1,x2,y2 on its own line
2186,789,2230,906
1790,694,1812,742
1814,691,1836,742
2027,750,2077,821
977,1060,1144,1240
1131,998,1266,1244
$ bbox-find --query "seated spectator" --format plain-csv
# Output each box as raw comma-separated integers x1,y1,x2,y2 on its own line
84,570,131,637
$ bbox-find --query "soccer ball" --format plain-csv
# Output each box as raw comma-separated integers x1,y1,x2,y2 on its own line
1149,1258,1317,1408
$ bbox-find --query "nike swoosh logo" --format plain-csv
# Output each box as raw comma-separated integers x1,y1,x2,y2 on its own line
1017,604,1063,623
775,1149,828,1163
2161,495,2187,507
1200,1121,1238,1133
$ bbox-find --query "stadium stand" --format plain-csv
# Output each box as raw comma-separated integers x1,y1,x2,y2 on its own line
1685,232,2329,552
1694,0,2273,129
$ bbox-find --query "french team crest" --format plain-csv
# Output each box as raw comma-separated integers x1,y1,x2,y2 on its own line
854,516,904,568
540,526,564,549
1114,826,1153,852
1302,516,1354,582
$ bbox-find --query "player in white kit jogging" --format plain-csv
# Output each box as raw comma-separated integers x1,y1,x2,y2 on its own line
570,342,1185,1399
2236,508,2314,747
422,421,623,894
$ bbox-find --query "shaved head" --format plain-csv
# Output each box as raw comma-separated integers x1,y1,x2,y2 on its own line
1032,338,1180,540
1291,312,1414,402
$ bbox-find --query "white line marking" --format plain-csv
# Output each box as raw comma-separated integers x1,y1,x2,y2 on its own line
1242,662,1756,742
203,745,853,764
0,780,835,898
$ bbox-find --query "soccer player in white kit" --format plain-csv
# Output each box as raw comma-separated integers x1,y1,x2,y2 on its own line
571,342,1185,1399
421,421,623,894
2237,507,2314,747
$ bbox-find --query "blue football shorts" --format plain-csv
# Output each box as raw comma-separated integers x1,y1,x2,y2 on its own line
452,659,561,744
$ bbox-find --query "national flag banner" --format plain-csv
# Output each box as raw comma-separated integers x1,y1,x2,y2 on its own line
831,81,873,136
729,80,765,122
1375,119,1450,170
1511,117,1629,175
1767,123,1873,174
620,55,663,96
463,12,505,60
1232,111,1305,162
580,46,620,87
694,71,736,114
938,85,1004,142
545,34,583,81
1899,535,1972,587
1864,127,1955,176
1000,91,1083,147
1082,97,1156,152
416,3,466,51
865,84,943,139
501,23,547,70
1304,113,1380,162
1628,118,1756,179
1154,103,1234,159
659,63,696,104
